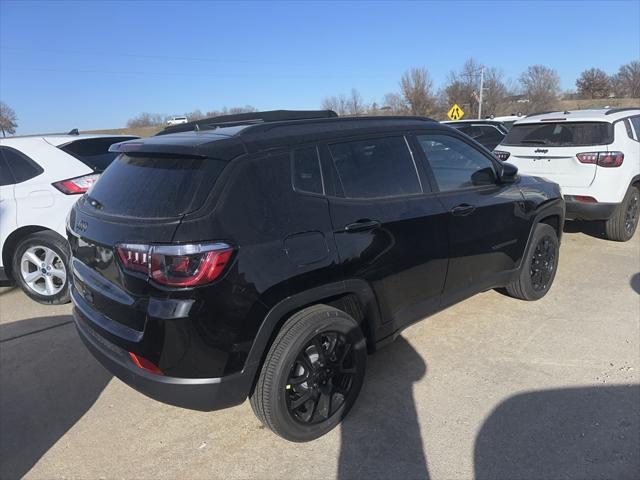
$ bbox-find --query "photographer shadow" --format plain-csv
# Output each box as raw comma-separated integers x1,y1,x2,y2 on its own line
475,384,640,479
0,315,112,479
338,336,429,479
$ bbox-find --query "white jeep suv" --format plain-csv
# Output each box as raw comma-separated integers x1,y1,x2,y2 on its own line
494,108,640,241
0,133,137,303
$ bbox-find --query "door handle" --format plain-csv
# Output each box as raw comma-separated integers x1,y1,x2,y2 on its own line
450,204,476,216
344,219,381,233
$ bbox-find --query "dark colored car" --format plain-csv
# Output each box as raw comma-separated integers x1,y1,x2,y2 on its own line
67,110,565,442
443,120,508,150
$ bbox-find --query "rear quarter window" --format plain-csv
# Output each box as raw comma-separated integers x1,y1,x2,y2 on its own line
86,154,226,218
0,146,44,183
59,137,138,172
502,122,614,147
292,146,324,195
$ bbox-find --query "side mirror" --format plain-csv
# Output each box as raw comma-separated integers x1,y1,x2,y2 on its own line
497,161,518,183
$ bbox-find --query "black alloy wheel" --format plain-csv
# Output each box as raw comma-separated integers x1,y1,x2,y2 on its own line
286,331,357,424
529,235,556,292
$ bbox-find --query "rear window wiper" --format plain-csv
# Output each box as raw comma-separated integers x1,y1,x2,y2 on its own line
520,139,550,145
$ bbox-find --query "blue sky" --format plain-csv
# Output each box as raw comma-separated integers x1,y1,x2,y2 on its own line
1,0,639,134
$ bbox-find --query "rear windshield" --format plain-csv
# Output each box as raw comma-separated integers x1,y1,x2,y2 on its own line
502,122,613,147
59,137,138,172
85,154,226,218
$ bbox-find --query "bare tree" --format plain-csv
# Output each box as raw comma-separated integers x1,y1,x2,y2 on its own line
519,65,561,111
576,68,611,99
204,105,257,117
126,112,165,128
347,88,364,115
444,58,481,117
482,68,513,116
611,61,640,98
0,101,18,137
321,94,349,115
400,67,436,116
186,109,205,121
382,92,408,114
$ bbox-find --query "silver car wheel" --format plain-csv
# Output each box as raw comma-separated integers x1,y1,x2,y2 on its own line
20,245,67,297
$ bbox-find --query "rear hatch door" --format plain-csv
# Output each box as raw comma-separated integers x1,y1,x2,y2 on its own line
69,153,228,336
499,121,613,188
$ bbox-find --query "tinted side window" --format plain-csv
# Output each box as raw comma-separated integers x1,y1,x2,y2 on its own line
630,116,640,141
478,126,504,143
0,147,44,183
328,136,421,199
0,154,15,186
292,146,323,194
417,134,496,191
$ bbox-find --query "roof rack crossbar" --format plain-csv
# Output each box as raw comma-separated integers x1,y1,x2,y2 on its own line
156,110,338,136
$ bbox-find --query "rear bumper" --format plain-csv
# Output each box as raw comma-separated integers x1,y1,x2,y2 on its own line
72,295,254,412
564,199,618,221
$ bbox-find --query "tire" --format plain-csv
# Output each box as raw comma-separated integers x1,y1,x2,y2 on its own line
506,223,559,301
605,186,639,242
250,304,367,442
12,231,71,305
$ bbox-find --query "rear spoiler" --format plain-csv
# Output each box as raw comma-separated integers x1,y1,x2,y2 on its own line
108,136,246,160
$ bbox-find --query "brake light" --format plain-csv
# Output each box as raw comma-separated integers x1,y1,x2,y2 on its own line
52,173,100,194
576,151,624,167
129,352,164,375
574,195,597,203
493,150,511,161
116,243,233,287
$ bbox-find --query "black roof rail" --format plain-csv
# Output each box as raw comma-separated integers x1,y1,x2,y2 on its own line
605,107,640,115
156,110,338,136
236,115,437,136
525,110,559,118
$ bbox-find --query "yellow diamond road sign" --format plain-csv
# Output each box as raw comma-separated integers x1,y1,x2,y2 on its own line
447,104,464,121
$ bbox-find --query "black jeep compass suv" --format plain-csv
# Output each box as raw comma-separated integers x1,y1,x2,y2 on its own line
68,110,565,442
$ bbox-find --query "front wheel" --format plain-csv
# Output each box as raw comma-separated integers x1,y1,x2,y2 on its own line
250,305,367,442
605,186,639,242
506,223,559,301
12,231,71,305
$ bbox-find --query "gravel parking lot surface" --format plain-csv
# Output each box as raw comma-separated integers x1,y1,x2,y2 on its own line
1,221,638,480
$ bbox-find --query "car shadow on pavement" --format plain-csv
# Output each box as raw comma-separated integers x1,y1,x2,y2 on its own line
338,336,430,479
474,384,640,480
563,219,608,239
630,273,640,294
0,315,112,479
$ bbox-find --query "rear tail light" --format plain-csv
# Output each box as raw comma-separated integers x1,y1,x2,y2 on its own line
574,195,597,203
52,173,100,194
576,151,624,167
116,242,233,287
493,150,511,161
129,352,163,375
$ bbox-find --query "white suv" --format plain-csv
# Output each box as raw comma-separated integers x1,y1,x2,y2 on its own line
0,133,137,303
166,116,188,126
494,108,640,241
